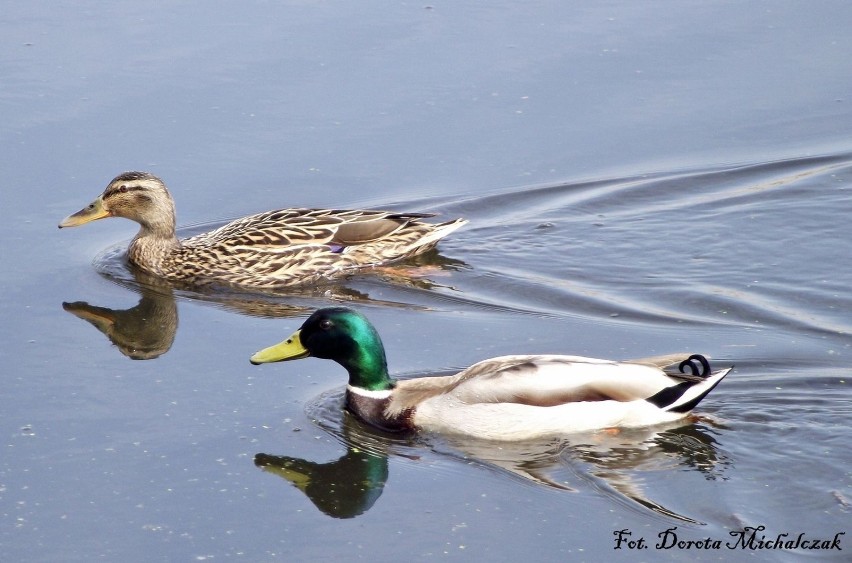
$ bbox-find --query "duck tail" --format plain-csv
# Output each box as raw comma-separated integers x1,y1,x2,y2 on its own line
646,365,732,413
407,218,468,253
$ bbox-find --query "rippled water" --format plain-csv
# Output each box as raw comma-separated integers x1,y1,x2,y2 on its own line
42,153,852,559
4,2,852,562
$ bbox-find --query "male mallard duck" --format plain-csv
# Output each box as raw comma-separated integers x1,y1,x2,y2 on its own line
58,172,467,289
250,307,731,440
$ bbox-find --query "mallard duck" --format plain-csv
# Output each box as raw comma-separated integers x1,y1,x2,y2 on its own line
58,172,467,289
249,307,732,440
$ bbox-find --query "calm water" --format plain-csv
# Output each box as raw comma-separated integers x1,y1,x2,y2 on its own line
3,2,851,562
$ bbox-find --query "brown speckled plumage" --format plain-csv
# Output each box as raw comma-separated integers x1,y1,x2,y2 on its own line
59,172,467,289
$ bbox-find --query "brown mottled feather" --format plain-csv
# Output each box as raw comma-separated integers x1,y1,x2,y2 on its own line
61,172,467,289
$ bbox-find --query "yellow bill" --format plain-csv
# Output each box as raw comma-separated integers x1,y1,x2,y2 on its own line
58,197,110,228
250,329,310,364
257,462,311,493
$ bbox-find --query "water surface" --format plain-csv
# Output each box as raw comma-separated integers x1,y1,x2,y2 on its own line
2,2,851,561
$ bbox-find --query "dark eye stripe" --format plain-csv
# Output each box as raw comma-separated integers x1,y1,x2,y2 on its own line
105,185,147,198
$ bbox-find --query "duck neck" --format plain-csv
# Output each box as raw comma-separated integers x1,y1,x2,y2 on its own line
341,341,393,392
128,226,180,274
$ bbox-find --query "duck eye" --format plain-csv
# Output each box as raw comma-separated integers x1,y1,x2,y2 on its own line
319,319,333,330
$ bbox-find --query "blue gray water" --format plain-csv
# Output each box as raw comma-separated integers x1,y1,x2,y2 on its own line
2,2,850,561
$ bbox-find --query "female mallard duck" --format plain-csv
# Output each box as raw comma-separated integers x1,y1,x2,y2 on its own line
58,172,467,289
250,307,731,440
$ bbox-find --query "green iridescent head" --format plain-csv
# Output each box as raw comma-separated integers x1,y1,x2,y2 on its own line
251,307,392,391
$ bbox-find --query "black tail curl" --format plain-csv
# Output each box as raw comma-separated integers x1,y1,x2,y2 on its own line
678,354,711,377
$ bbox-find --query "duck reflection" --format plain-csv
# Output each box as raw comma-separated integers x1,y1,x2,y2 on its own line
63,250,465,360
254,412,394,519
255,387,729,522
568,421,729,524
63,287,177,360
446,421,729,524
437,419,729,524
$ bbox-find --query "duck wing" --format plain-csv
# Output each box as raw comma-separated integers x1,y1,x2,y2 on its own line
183,209,347,249
435,355,730,412
184,209,440,250
175,208,465,287
329,211,436,245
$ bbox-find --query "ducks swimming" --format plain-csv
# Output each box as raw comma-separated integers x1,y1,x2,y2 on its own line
60,174,731,440
59,172,467,289
250,307,731,440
